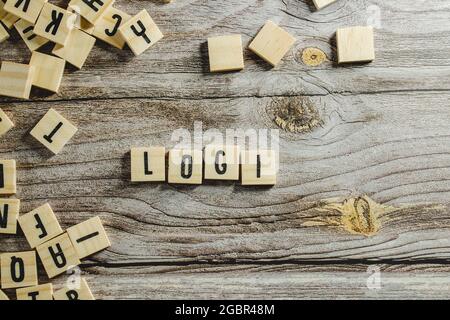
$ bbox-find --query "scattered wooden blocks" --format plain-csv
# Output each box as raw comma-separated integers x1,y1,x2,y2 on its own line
14,19,49,51
36,233,81,278
130,147,166,182
29,51,65,93
68,3,94,34
30,108,78,154
0,251,38,289
337,26,375,64
3,0,47,24
67,216,110,259
34,2,75,46
241,150,277,185
0,61,34,99
53,28,96,69
0,21,9,43
249,20,296,67
53,277,95,300
312,0,337,10
208,34,244,72
92,6,130,49
0,159,16,195
119,9,163,56
168,149,203,184
0,289,8,300
0,108,14,137
18,202,63,248
204,145,240,180
16,283,53,300
0,198,20,234
70,0,114,25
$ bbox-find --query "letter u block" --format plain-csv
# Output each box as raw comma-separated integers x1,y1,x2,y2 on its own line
0,251,38,289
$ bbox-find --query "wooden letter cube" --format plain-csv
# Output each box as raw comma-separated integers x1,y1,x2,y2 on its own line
208,34,244,72
34,3,75,45
30,108,78,154
92,6,130,49
241,150,277,185
69,0,114,25
18,203,63,248
118,9,163,56
0,289,8,300
0,198,20,234
14,19,49,51
67,3,94,34
0,108,14,137
53,28,96,69
0,159,16,194
0,21,9,43
3,0,47,24
249,20,296,67
67,216,110,259
36,233,81,278
337,26,375,64
0,251,38,289
16,283,53,300
29,52,65,93
168,149,203,184
313,0,337,10
0,61,34,99
53,277,94,300
130,147,166,182
204,145,240,180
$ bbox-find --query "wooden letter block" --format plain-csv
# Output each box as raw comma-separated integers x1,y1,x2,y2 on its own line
208,34,244,72
29,52,65,93
0,108,14,137
248,20,296,67
14,19,49,51
30,108,78,154
0,198,20,234
204,145,240,180
67,3,94,34
0,21,9,43
168,149,202,184
241,150,277,185
53,277,94,300
0,251,38,289
130,147,166,182
337,26,375,64
36,233,81,278
16,283,53,300
118,9,163,56
18,203,63,248
92,6,130,49
312,0,337,10
34,3,75,45
0,61,34,99
3,0,47,24
69,0,114,25
0,289,9,300
0,159,16,195
53,28,96,69
67,216,110,259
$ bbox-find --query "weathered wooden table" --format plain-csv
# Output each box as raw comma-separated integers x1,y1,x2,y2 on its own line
1,0,450,300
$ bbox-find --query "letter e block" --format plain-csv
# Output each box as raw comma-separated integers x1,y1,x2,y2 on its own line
53,277,95,300
70,0,114,25
53,28,96,69
337,26,375,64
34,3,75,45
67,216,110,259
0,108,14,137
29,52,65,93
92,6,130,49
16,283,53,300
3,0,47,24
241,150,277,185
0,199,20,234
0,251,38,289
168,149,202,184
0,61,34,99
204,145,240,180
131,147,166,182
0,159,16,195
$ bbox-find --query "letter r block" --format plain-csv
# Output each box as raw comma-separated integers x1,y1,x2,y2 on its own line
131,147,166,182
0,251,38,289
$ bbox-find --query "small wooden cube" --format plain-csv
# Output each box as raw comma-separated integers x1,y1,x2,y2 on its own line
168,149,202,184
204,145,240,180
0,1,8,20
30,108,78,154
0,108,14,137
34,3,75,45
67,3,94,34
0,198,20,234
249,20,296,67
0,289,9,300
36,233,81,278
53,277,95,300
1,12,19,29
118,9,163,56
3,0,47,24
14,19,49,51
208,34,244,72
92,6,130,49
0,21,9,43
0,61,34,99
241,150,277,185
0,251,38,289
130,147,166,182
69,0,114,25
0,159,16,195
18,202,63,248
16,283,53,300
337,26,375,64
29,52,65,93
312,0,337,10
67,216,110,259
53,28,96,69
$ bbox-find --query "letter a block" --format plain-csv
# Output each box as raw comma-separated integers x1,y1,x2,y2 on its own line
119,9,163,56
0,289,8,300
92,6,130,49
53,28,96,69
16,283,53,300
241,150,277,185
30,108,78,154
0,61,34,99
34,3,75,45
29,52,65,93
130,147,166,182
53,277,95,300
0,108,14,137
168,149,202,184
0,199,20,234
14,19,49,51
70,0,114,25
0,159,16,195
1,251,38,289
204,145,240,180
3,0,47,24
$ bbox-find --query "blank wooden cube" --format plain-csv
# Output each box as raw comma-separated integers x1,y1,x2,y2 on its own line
118,9,163,56
241,150,277,185
53,28,96,69
18,203,63,249
0,198,20,235
53,277,94,300
14,19,49,51
208,34,244,72
204,145,240,180
0,1,8,20
16,283,53,300
0,289,8,300
0,251,38,289
29,52,65,93
337,26,375,64
67,3,94,34
34,3,75,45
36,233,81,278
0,159,16,195
0,61,34,99
69,0,114,25
130,147,166,182
0,108,14,137
92,6,130,49
313,0,337,10
3,0,47,24
67,216,110,259
168,149,202,184
249,20,296,67
0,21,9,43
30,108,78,154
